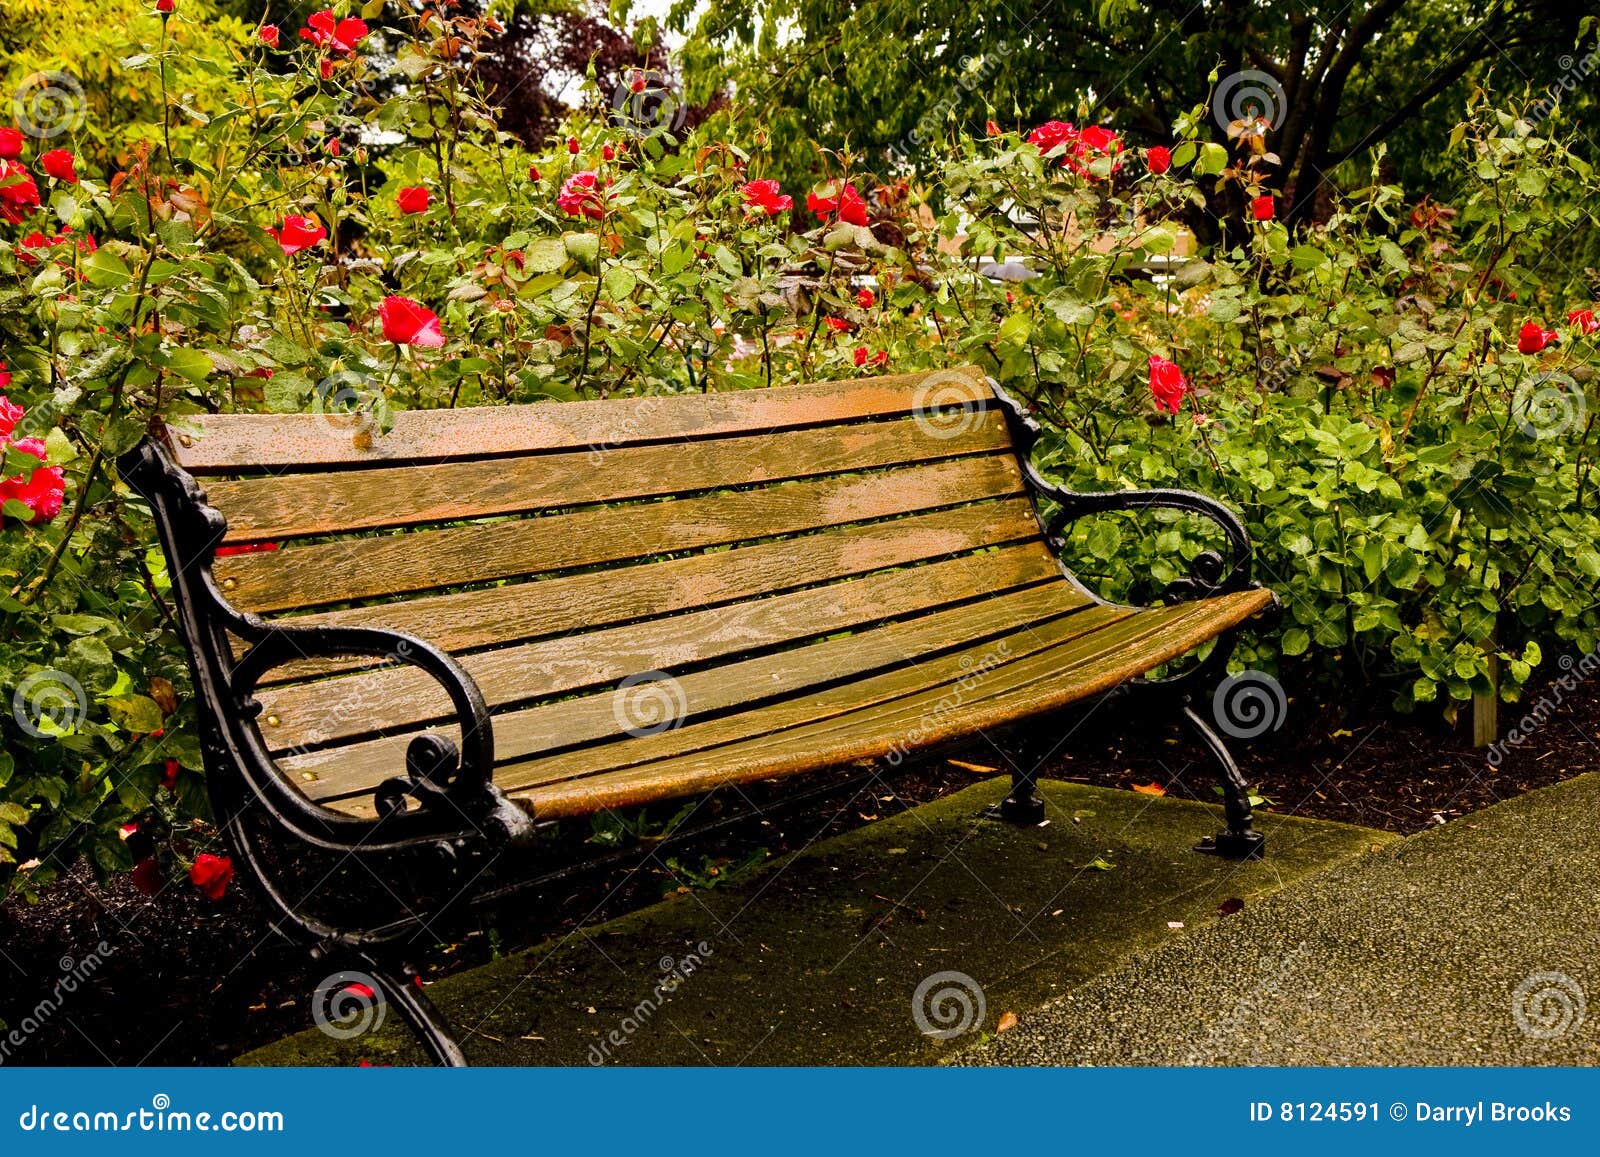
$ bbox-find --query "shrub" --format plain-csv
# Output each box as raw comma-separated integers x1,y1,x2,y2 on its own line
0,5,1595,891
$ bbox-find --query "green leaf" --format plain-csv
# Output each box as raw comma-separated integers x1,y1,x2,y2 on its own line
564,232,600,266
161,347,213,383
81,248,133,288
523,237,568,273
105,695,165,733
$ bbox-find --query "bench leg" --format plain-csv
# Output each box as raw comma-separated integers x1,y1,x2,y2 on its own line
983,765,1047,825
365,957,469,1067
1182,704,1266,859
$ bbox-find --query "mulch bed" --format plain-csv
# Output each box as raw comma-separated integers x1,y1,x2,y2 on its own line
3,661,1595,1065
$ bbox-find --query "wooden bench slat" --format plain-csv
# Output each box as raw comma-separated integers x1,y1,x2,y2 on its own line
168,369,990,473
249,499,1051,685
255,543,1070,749
208,413,1011,543
280,581,1095,799
508,589,1275,819
215,454,1026,614
311,589,1272,819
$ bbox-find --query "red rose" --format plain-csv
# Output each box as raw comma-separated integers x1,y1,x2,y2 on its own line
985,119,1001,137
301,10,367,54
1250,194,1275,221
740,178,792,216
0,437,65,522
156,0,174,12
258,23,279,47
807,182,868,226
0,368,13,393
853,346,868,367
267,214,327,256
0,160,39,222
871,351,888,367
1567,307,1598,335
131,857,163,897
527,165,541,182
856,287,875,309
567,136,580,155
1147,355,1188,414
823,317,852,334
630,72,647,94
380,296,445,347
319,57,336,80
0,394,23,434
0,128,20,159
1146,146,1171,174
1027,120,1077,154
557,170,608,220
396,185,430,214
189,853,234,901
602,143,615,162
162,758,181,790
39,149,76,184
1518,320,1558,354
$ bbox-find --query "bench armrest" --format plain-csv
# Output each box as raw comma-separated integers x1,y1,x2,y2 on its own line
230,624,532,847
987,380,1259,601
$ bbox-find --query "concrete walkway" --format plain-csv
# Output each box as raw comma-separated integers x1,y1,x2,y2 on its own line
958,772,1600,1066
242,777,1387,1065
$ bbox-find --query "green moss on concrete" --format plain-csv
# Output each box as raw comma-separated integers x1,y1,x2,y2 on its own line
240,779,1393,1066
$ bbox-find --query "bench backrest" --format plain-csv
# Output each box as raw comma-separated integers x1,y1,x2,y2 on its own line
157,368,1079,763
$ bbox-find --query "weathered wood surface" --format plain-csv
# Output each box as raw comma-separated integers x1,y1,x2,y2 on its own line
255,543,1071,749
168,368,990,472
281,581,1095,799
215,454,1026,613
245,499,1049,685
209,413,1010,542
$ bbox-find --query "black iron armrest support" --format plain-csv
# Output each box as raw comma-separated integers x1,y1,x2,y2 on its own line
230,623,534,851
986,380,1257,601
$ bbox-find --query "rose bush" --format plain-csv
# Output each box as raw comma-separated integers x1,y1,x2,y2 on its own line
0,4,1596,893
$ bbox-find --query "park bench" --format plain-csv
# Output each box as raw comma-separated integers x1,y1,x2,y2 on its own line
121,365,1276,1064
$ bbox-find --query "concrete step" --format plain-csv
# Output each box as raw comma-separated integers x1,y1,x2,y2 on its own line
241,777,1393,1066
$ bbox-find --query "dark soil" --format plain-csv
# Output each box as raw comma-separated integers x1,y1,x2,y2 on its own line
3,661,1595,1066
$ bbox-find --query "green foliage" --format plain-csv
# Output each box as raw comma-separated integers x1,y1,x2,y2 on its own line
1,2,1597,894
